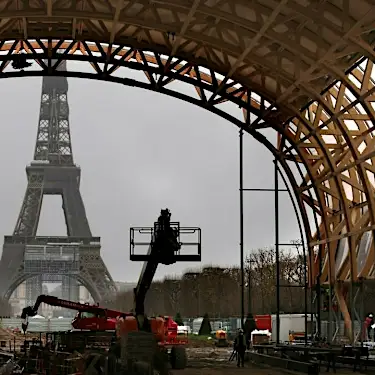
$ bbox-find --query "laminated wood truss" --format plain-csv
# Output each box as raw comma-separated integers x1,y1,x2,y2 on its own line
0,0,375,340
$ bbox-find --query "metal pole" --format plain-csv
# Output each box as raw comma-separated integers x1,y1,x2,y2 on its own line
304,259,308,346
350,282,355,345
360,280,364,346
328,285,333,344
240,127,245,328
316,260,322,340
248,265,252,315
251,165,309,344
274,159,280,345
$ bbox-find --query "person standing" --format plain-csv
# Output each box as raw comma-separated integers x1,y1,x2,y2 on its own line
234,328,246,367
363,313,374,341
367,314,374,341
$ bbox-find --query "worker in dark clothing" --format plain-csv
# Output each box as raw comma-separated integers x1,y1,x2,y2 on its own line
364,313,374,341
234,328,246,367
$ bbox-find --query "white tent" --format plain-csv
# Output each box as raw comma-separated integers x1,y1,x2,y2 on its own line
30,314,45,319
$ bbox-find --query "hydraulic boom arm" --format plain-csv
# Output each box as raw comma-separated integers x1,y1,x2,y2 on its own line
133,209,181,318
21,295,125,333
130,209,201,329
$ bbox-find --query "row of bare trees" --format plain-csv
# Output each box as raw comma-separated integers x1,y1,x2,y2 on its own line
112,244,309,317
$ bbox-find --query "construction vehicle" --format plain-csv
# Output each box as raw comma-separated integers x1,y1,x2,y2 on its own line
21,294,129,333
214,329,228,347
288,331,313,344
21,295,187,347
21,209,201,370
120,208,201,369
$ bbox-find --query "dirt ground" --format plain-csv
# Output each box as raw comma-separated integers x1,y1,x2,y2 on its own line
175,359,370,375
172,348,371,375
0,330,370,375
0,328,39,351
177,363,282,375
177,365,369,375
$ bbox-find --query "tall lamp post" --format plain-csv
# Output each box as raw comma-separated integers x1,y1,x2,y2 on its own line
239,122,307,339
239,127,245,328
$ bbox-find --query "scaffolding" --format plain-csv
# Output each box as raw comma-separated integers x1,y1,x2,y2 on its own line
24,242,80,306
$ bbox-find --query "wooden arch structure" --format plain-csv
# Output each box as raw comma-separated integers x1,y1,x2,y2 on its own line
0,0,375,341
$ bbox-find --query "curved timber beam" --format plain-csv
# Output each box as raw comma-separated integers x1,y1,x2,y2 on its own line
0,39,314,264
0,0,375,340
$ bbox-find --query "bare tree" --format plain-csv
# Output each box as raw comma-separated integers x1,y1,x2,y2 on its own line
112,243,308,317
146,281,165,315
181,271,200,316
163,278,181,315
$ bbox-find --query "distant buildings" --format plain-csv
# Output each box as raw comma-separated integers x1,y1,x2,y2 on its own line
115,281,137,293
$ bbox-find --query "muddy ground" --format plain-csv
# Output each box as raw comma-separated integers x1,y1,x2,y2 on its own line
176,348,370,375
0,330,370,375
177,358,369,375
177,362,369,375
176,363,284,375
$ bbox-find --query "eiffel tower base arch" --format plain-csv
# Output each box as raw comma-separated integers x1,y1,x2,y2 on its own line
0,237,117,304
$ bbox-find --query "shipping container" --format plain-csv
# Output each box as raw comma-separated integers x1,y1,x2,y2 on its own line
270,314,311,343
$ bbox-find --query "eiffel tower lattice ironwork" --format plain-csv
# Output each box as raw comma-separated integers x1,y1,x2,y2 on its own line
0,60,117,305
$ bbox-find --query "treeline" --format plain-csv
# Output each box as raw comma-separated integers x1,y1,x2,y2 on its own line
112,245,308,317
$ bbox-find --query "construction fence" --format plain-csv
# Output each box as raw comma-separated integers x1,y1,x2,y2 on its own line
0,318,73,332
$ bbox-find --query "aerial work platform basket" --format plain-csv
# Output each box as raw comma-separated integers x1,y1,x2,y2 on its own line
130,215,201,263
130,223,201,263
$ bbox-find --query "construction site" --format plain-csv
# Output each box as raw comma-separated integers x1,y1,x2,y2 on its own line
1,0,375,374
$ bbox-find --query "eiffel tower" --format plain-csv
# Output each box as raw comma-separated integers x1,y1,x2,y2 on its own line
0,61,117,306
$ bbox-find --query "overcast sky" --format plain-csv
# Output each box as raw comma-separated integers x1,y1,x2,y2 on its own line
0,62,300,283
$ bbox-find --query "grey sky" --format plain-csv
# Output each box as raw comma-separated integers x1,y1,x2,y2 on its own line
0,62,299,283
